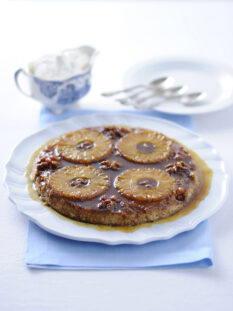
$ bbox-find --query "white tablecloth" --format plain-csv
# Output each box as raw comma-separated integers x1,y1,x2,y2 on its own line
0,1,233,310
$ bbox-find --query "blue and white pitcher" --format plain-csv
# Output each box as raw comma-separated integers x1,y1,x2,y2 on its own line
15,46,97,112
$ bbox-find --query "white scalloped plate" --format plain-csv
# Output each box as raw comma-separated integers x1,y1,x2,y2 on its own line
5,113,228,245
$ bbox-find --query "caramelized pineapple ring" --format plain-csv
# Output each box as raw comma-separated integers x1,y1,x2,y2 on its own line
116,131,172,163
115,168,175,201
49,166,109,200
57,129,112,163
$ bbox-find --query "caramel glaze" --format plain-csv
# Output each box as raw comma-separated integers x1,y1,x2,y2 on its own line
26,126,212,232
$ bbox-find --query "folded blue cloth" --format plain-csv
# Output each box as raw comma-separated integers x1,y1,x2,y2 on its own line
25,108,213,269
26,221,212,269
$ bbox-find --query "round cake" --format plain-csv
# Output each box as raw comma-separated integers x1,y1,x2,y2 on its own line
30,126,202,226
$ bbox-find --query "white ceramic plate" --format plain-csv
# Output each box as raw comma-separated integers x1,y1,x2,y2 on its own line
123,58,233,115
5,113,228,245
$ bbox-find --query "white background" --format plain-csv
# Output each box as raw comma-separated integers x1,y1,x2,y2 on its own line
0,1,233,310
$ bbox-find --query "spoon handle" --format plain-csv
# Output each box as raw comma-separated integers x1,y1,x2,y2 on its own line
116,92,165,107
101,85,143,97
134,95,182,109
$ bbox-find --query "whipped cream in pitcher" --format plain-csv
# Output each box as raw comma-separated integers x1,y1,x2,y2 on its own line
15,45,97,111
29,47,95,81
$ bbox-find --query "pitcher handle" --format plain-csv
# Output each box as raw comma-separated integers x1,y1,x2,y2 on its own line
14,69,33,97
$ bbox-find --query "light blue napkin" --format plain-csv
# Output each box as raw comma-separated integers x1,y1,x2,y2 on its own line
25,108,213,269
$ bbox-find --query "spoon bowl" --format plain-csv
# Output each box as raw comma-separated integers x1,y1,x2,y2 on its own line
162,85,188,98
180,92,207,105
147,76,175,91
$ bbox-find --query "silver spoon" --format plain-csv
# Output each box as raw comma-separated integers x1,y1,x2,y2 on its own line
101,76,174,97
117,85,187,106
134,92,207,109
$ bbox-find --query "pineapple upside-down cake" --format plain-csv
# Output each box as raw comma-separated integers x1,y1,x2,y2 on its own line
29,126,202,226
